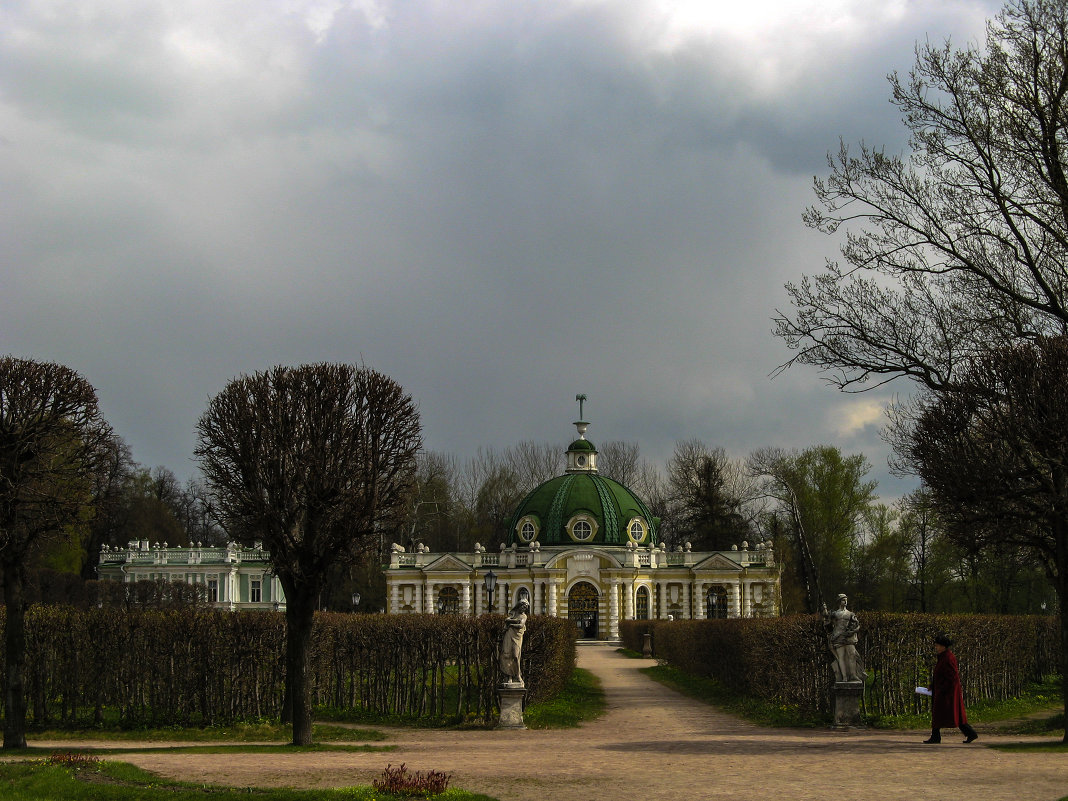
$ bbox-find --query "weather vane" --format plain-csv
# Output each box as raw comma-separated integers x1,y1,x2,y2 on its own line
575,393,587,420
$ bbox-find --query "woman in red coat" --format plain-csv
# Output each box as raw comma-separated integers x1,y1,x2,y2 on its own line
925,634,978,744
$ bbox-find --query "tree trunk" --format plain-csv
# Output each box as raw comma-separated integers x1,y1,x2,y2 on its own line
284,593,316,746
3,561,27,749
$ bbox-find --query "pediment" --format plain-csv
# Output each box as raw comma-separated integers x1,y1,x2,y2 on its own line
422,554,473,573
693,553,743,571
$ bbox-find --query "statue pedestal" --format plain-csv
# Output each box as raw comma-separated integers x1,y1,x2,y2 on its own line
832,681,864,729
642,633,653,657
497,682,527,730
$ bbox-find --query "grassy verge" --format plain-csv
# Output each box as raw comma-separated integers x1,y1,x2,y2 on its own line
863,676,1064,733
639,664,824,727
26,722,386,743
0,759,499,800
523,668,606,728
641,658,1064,735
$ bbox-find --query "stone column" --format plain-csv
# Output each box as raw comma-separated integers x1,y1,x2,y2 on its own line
729,581,742,618
608,579,620,638
390,582,400,614
624,581,634,620
414,583,423,614
474,582,482,615
227,568,237,611
534,581,543,616
426,582,436,613
742,580,752,618
461,583,471,615
682,582,691,619
694,581,706,619
547,580,558,617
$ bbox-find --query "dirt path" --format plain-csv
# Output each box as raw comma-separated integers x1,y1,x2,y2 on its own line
29,644,1068,801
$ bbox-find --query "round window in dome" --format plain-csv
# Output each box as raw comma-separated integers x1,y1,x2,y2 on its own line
515,515,539,544
566,514,597,543
626,517,649,544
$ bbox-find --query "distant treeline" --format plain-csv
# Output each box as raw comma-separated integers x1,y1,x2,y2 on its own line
621,613,1062,720
0,608,574,727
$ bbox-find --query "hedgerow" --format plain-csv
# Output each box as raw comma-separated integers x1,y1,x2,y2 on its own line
621,613,1061,719
1,607,574,727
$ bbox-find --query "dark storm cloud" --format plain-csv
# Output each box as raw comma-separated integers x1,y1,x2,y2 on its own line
0,0,1003,500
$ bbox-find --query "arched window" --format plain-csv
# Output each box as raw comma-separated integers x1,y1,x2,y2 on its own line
627,517,648,544
635,585,649,620
567,514,597,543
516,515,539,543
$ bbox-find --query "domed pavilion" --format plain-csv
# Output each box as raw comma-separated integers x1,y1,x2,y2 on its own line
384,408,781,638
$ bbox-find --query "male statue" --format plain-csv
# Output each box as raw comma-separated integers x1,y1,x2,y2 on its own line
822,593,866,683
499,599,529,685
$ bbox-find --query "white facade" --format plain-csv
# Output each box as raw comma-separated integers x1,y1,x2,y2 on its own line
384,539,780,639
97,540,286,611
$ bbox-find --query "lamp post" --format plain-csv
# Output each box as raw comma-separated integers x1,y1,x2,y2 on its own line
351,591,361,613
483,571,497,614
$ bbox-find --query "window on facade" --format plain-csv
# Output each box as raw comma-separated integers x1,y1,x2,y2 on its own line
627,518,647,543
437,586,459,614
521,521,536,541
251,579,262,603
208,579,218,603
635,586,649,620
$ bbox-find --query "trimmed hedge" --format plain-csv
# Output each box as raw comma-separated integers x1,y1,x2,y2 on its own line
621,613,1061,719
2,607,575,727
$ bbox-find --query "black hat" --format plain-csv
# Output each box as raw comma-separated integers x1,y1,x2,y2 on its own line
934,634,953,647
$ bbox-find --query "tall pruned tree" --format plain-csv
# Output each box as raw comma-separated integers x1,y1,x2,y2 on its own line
891,336,1068,737
195,363,420,745
0,356,111,748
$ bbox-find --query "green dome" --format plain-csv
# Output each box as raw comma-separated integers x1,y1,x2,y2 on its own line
507,472,659,547
567,439,596,452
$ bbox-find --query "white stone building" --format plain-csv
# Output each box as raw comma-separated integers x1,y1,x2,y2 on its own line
384,418,780,639
97,540,286,611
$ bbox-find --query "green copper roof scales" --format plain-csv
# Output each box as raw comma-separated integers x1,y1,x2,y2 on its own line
505,398,658,547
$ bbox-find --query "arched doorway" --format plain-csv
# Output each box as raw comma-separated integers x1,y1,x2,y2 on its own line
706,585,728,619
568,581,599,638
635,585,650,620
437,586,459,614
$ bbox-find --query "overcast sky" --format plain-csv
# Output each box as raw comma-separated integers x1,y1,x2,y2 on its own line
1,0,1002,500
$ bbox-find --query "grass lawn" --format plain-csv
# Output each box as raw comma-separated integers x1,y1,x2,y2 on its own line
523,667,606,728
0,758,499,800
628,650,1065,735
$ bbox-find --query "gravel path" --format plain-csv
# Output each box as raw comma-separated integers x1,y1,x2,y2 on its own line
29,643,1068,801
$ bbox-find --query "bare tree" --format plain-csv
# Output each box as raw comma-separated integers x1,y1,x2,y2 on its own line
195,363,420,746
504,441,560,490
776,1,1068,392
0,357,111,748
598,440,641,486
81,433,134,579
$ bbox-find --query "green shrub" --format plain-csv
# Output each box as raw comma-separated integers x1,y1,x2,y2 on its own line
621,613,1061,718
1,607,575,728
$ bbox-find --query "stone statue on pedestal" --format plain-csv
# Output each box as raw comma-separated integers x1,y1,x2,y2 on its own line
499,599,529,686
822,593,866,683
